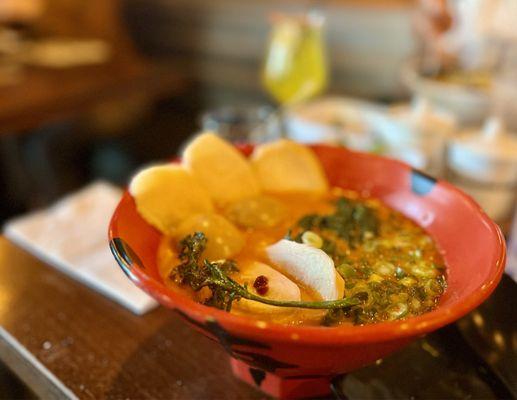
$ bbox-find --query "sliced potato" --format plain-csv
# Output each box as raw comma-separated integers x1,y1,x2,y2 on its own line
157,236,177,280
224,195,286,229
129,164,213,234
251,139,328,194
233,261,301,314
266,239,343,301
175,213,244,260
182,132,261,205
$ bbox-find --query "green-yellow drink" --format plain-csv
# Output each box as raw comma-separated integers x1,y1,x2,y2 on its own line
262,14,327,106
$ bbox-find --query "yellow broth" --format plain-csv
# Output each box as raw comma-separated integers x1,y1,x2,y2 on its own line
157,189,447,326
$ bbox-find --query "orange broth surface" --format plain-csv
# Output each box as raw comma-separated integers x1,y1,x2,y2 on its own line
157,189,447,326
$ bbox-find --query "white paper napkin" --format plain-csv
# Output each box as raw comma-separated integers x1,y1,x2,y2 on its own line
3,181,158,315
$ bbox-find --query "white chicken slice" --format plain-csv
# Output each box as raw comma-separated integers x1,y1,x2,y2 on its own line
266,239,343,301
233,261,301,314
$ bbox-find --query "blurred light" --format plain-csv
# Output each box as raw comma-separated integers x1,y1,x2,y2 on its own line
421,340,440,358
472,311,484,328
493,331,505,349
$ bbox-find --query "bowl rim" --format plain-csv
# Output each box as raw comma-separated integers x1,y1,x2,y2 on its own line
109,146,506,346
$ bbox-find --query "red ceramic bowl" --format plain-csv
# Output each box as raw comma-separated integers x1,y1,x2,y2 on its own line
109,145,506,399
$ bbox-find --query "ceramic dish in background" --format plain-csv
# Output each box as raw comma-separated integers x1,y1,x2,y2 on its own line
401,61,490,127
447,118,517,227
109,144,505,400
367,98,457,177
285,97,385,152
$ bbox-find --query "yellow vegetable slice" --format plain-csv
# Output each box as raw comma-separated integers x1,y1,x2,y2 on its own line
157,236,177,279
251,139,329,194
182,132,261,205
175,213,244,260
224,195,286,229
129,164,213,235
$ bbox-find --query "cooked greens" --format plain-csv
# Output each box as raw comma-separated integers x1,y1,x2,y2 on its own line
296,197,379,247
291,197,446,326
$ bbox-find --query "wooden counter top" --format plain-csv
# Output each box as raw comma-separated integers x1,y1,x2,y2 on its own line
0,237,263,399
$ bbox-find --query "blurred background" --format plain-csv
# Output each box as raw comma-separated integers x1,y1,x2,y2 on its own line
0,0,414,222
1,0,516,227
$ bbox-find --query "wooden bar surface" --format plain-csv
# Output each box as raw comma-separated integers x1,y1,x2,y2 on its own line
0,237,264,399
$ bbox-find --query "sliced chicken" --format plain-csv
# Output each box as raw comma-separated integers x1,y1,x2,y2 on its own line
233,261,301,314
266,239,344,301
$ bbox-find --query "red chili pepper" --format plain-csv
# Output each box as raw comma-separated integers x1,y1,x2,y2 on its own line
253,275,269,295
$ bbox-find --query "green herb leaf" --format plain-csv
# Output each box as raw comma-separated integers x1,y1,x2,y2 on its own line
296,197,380,247
336,263,357,279
171,232,360,311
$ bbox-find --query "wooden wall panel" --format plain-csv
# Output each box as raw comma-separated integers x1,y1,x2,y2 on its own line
123,0,415,107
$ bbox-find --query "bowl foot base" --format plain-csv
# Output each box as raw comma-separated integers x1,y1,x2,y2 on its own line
230,358,332,399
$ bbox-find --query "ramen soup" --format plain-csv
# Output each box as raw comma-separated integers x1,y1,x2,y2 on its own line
129,133,447,327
